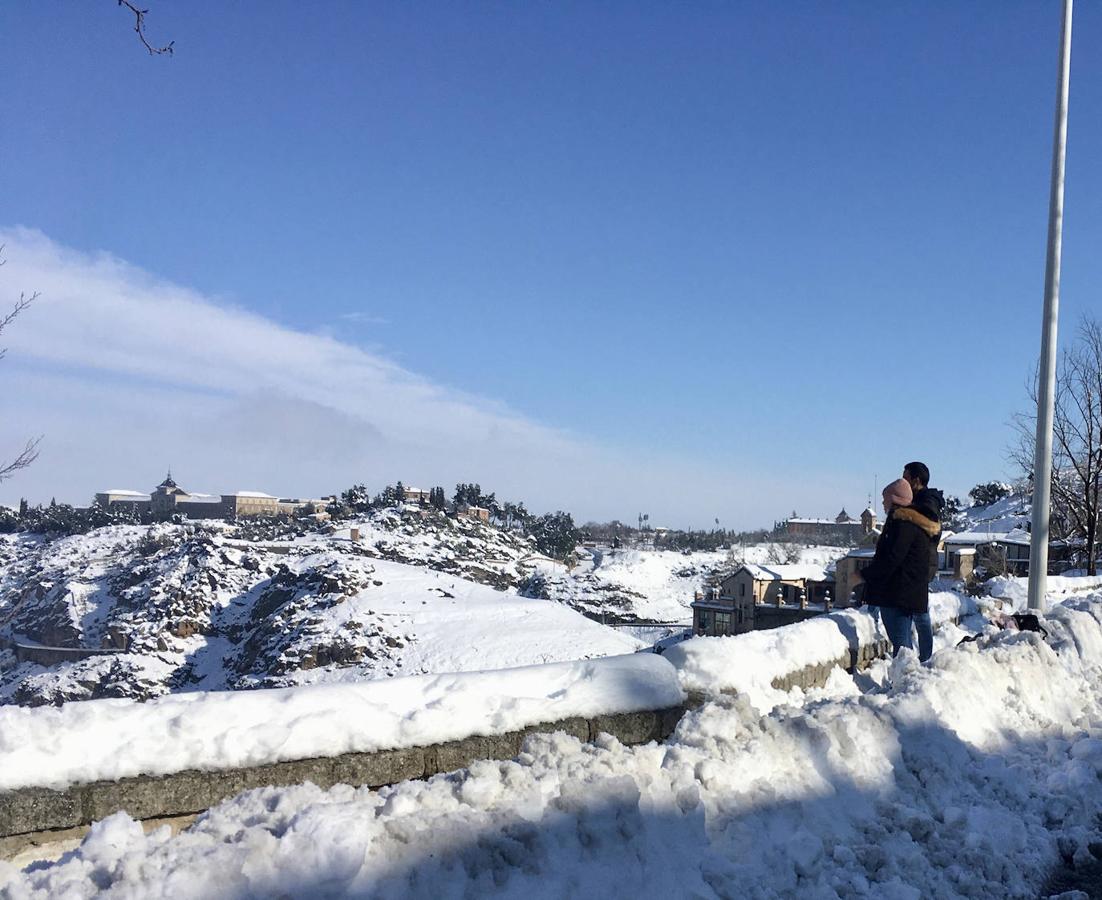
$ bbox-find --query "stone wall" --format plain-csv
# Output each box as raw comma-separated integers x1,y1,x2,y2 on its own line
770,636,893,691
0,706,687,846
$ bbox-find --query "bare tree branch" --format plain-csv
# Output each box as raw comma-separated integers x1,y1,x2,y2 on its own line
0,292,38,361
116,0,174,56
0,437,41,483
0,245,42,483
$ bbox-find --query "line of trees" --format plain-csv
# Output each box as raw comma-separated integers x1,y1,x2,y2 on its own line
328,480,578,560
0,498,142,536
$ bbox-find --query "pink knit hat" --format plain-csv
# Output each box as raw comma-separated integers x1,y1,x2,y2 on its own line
882,478,913,510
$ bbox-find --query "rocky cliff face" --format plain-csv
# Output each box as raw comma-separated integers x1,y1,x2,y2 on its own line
0,507,561,706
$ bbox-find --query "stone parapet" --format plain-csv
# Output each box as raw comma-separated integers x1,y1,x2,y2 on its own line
0,705,686,851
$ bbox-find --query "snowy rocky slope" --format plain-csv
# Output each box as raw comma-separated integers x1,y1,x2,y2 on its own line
0,503,853,707
0,509,643,707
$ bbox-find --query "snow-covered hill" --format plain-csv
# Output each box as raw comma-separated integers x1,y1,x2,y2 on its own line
0,509,644,706
954,490,1031,534
0,503,855,707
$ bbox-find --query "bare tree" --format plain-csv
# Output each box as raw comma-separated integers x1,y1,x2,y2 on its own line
116,1,174,56
1011,315,1102,575
0,247,42,482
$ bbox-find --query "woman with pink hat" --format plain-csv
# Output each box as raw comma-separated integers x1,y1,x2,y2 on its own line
853,477,941,660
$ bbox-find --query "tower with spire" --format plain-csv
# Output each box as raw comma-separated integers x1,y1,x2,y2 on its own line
150,468,189,516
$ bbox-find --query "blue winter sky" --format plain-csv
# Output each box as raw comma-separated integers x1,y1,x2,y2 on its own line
1,1,1100,529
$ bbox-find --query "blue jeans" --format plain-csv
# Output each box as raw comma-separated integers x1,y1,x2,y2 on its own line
879,606,915,657
913,611,933,663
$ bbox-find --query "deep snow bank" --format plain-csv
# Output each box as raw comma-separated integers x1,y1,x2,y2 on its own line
0,654,683,791
5,593,1102,897
665,590,975,710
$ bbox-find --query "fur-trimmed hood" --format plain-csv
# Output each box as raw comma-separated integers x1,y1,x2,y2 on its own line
893,505,941,538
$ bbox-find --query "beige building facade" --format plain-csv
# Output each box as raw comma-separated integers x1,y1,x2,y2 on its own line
97,473,328,521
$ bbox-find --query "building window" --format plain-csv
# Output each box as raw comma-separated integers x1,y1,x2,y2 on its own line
740,583,746,597
715,612,732,635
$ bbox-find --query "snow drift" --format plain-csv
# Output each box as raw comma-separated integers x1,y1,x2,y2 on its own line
5,592,1102,897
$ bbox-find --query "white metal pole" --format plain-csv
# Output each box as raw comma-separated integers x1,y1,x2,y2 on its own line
1029,0,1074,612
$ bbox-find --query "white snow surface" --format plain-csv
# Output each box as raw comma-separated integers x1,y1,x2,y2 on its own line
6,588,1102,898
986,574,1102,611
0,654,683,791
666,589,976,712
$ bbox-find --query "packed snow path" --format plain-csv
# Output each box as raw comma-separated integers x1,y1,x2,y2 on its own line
6,594,1102,898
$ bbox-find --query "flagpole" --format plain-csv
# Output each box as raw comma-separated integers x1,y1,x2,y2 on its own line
1028,0,1074,612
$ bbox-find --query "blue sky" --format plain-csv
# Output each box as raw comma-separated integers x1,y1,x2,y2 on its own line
1,1,1100,528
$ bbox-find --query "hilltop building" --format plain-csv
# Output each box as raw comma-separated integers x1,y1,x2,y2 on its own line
400,487,432,504
96,473,328,521
779,507,877,542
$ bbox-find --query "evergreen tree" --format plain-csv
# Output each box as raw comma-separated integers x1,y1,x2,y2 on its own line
527,511,580,560
942,495,968,531
338,483,372,515
968,481,1012,508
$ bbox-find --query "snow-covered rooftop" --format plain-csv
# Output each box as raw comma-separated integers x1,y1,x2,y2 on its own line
944,527,1031,547
740,564,830,582
226,491,278,499
101,490,148,498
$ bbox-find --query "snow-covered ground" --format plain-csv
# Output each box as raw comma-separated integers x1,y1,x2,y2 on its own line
5,587,1102,898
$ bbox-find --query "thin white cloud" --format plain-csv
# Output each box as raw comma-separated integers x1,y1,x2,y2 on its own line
0,227,859,526
337,312,390,325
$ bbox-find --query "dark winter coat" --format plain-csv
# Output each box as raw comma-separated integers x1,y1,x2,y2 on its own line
862,505,941,614
911,487,945,580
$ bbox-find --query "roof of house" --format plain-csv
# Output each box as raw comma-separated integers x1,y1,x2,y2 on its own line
689,600,733,611
737,564,831,582
227,491,278,499
101,489,149,498
943,527,1032,547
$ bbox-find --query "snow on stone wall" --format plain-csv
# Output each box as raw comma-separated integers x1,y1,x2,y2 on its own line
666,590,975,711
0,654,684,791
